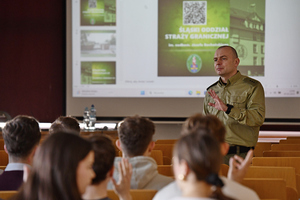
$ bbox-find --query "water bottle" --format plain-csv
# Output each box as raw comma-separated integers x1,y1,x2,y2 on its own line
89,104,96,130
83,107,90,129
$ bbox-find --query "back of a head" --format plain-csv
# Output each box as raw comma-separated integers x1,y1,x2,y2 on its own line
181,113,226,143
118,115,155,157
175,129,222,181
16,132,92,200
88,135,115,185
174,129,232,200
49,116,80,135
2,115,41,160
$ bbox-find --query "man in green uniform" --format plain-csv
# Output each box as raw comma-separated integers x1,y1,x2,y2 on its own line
203,45,265,165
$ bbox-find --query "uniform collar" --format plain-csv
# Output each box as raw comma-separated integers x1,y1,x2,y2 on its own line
218,71,241,86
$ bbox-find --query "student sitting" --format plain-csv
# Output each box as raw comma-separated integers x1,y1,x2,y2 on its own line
153,113,259,200
0,115,41,190
83,135,132,200
171,129,233,200
49,116,81,135
10,132,95,200
108,115,173,190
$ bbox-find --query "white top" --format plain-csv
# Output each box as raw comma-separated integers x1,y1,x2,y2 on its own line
153,176,260,200
171,197,215,200
108,156,173,190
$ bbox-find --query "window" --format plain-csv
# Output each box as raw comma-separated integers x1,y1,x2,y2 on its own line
261,45,264,54
253,57,257,65
253,44,258,54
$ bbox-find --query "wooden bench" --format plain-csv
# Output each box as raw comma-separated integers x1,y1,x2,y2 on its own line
263,150,300,157
254,142,272,157
244,166,297,195
0,191,17,200
153,144,174,165
242,178,287,200
252,157,300,197
107,189,157,200
271,144,300,151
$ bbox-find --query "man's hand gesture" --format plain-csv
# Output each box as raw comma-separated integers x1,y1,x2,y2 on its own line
207,89,228,112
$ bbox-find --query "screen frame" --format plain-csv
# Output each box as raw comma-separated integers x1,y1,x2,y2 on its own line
66,0,300,122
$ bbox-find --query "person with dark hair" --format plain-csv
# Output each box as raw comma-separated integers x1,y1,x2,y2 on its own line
49,116,81,135
153,113,259,200
171,130,233,200
181,113,228,155
204,45,265,164
83,135,132,200
0,115,41,190
108,115,173,190
10,132,95,200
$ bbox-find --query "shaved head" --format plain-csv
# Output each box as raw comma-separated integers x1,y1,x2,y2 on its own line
217,46,238,58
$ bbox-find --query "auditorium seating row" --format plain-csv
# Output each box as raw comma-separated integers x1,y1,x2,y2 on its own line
0,190,157,200
1,135,300,199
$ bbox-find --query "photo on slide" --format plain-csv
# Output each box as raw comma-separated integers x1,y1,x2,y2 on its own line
81,61,116,84
80,0,116,26
81,30,116,57
158,0,265,77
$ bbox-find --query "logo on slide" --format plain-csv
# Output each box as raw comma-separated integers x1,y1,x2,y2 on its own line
187,54,202,73
235,45,247,60
90,18,95,25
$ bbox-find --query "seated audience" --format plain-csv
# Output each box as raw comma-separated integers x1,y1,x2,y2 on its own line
182,114,253,183
0,115,41,190
10,132,95,200
49,116,80,135
108,115,173,190
153,113,259,200
83,135,132,200
171,130,233,200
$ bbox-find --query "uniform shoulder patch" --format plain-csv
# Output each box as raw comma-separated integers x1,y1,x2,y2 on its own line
206,81,218,90
243,77,258,86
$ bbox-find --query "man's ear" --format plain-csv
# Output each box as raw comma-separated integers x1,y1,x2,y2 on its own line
148,141,155,152
221,142,230,156
107,166,114,177
143,141,155,157
234,57,240,67
27,145,39,165
116,139,122,151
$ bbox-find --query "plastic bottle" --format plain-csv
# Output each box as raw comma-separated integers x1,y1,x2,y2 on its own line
89,104,96,130
83,107,90,129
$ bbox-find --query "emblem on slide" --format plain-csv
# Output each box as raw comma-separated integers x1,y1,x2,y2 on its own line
235,44,247,60
90,18,95,25
187,54,202,73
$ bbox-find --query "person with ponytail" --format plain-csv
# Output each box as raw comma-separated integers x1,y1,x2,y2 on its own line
171,129,233,200
153,114,259,200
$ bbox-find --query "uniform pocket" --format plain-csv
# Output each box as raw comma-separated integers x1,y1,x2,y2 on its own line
229,95,247,109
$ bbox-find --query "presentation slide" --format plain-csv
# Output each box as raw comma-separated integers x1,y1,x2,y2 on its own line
71,0,300,98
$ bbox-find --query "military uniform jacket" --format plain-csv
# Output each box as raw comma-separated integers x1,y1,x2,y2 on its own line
203,71,265,147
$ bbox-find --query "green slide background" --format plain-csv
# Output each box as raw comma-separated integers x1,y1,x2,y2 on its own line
158,0,230,76
81,62,116,84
